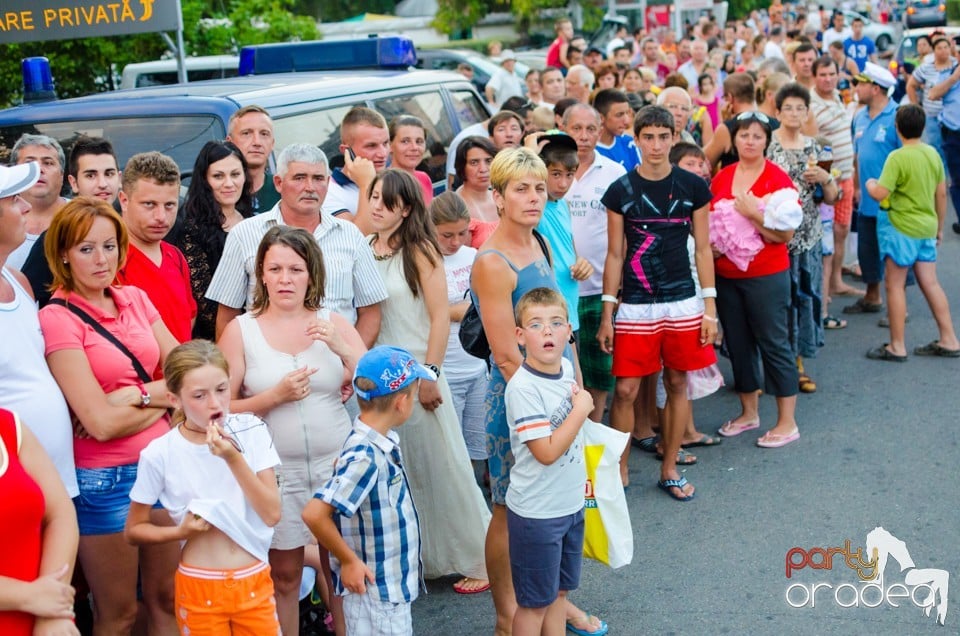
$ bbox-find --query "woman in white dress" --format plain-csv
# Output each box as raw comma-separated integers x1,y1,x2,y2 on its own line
219,226,365,635
367,168,491,593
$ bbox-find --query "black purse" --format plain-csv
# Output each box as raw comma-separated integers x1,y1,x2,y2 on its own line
458,231,552,360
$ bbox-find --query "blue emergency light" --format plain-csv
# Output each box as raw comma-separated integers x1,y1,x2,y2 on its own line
22,57,57,104
238,36,417,76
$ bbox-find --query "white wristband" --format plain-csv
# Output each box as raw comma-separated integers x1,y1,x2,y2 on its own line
701,287,717,299
702,314,718,323
601,294,619,304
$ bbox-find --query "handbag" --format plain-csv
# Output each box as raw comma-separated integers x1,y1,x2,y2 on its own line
458,230,553,360
581,419,633,569
48,298,153,383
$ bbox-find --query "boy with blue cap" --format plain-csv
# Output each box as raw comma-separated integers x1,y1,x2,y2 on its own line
302,345,433,636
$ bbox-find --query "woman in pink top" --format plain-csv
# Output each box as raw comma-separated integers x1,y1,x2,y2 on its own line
388,115,434,204
454,136,499,248
38,198,180,635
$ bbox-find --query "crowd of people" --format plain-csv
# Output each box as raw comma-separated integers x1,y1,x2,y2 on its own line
2,3,960,635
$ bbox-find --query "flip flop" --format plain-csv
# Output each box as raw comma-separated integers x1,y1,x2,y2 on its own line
631,435,658,453
866,344,907,362
843,298,883,314
913,341,960,358
822,315,847,330
657,476,695,502
717,419,760,437
566,614,608,636
681,433,722,448
452,578,490,595
656,448,698,465
756,429,800,448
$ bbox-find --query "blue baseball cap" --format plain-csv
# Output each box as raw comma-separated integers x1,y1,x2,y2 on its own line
353,346,437,400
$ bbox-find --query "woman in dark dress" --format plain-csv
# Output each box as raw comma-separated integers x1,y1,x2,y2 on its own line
176,140,253,340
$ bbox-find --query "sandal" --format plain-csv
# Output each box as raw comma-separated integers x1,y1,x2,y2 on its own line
798,373,817,393
822,315,847,330
566,613,609,636
866,344,907,362
631,435,658,453
913,341,960,358
843,298,883,314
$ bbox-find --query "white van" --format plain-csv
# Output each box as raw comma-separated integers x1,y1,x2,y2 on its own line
120,55,239,89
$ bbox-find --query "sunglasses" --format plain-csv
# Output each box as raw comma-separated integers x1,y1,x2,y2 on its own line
736,111,771,124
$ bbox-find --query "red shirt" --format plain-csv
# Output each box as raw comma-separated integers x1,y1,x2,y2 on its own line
711,160,794,279
116,242,196,344
0,409,45,635
546,37,565,69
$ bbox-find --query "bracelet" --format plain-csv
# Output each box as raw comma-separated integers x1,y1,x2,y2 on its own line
600,294,619,304
700,287,717,299
702,314,718,323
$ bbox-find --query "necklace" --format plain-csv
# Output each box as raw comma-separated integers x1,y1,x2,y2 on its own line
370,236,395,261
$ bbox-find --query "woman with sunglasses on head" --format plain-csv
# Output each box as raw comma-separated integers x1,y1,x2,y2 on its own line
709,111,804,449
177,140,253,341
218,226,366,635
388,114,434,204
766,83,839,395
366,168,491,596
455,136,500,248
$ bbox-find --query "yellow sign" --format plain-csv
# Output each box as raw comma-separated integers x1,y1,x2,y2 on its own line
0,0,181,44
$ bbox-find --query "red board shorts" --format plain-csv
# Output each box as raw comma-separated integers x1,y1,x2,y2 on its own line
612,297,717,378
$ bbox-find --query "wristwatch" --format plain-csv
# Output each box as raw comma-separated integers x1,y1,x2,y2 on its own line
424,363,440,378
137,385,151,408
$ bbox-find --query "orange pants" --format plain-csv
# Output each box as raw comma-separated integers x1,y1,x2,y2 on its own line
174,561,281,635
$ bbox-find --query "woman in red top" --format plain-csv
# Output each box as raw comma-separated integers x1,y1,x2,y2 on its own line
711,112,801,449
0,408,79,635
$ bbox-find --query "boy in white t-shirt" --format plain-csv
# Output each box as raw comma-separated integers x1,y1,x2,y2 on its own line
504,288,592,636
125,340,282,635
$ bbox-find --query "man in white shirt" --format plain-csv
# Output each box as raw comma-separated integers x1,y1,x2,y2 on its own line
485,50,524,107
207,143,386,346
678,39,709,88
822,12,852,51
763,27,786,61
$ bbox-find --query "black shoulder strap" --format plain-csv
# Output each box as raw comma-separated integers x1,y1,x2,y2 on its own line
48,298,153,383
532,229,552,267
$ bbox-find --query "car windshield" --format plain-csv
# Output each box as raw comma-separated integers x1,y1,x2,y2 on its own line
0,115,224,174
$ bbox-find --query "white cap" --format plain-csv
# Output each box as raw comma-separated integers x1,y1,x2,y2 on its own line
0,162,40,199
500,49,517,62
855,62,896,90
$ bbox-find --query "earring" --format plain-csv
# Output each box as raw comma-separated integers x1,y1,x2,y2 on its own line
62,260,68,264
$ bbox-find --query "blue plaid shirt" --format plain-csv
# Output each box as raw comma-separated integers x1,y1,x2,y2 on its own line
314,419,422,603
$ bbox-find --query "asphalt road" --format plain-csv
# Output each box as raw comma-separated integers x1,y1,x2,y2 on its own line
412,222,960,635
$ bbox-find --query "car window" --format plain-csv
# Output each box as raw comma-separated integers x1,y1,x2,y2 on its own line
273,104,360,166
0,115,223,173
374,92,455,185
450,90,489,128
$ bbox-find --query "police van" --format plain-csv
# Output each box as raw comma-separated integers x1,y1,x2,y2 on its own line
0,37,490,191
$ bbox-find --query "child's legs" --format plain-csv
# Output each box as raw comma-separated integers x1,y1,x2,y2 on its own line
343,593,412,636
140,508,180,634
507,509,584,636
914,260,960,347
884,259,909,352
268,547,304,636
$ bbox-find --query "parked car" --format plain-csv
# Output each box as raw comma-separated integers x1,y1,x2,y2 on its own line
887,26,960,100
903,0,948,28
839,9,898,51
0,37,491,193
120,55,239,89
415,48,530,93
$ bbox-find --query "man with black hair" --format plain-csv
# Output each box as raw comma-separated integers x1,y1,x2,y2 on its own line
597,105,717,500
21,136,121,306
593,89,642,171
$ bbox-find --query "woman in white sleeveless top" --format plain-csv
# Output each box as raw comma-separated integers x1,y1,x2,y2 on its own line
219,226,365,636
367,169,491,593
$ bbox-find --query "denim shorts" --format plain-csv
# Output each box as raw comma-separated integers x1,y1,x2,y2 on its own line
507,508,584,608
75,464,139,536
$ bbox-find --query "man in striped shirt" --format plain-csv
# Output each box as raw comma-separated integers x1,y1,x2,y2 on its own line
810,56,861,297
303,346,428,636
205,143,387,345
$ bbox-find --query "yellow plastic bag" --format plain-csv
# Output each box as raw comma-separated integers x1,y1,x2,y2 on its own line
581,420,633,569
